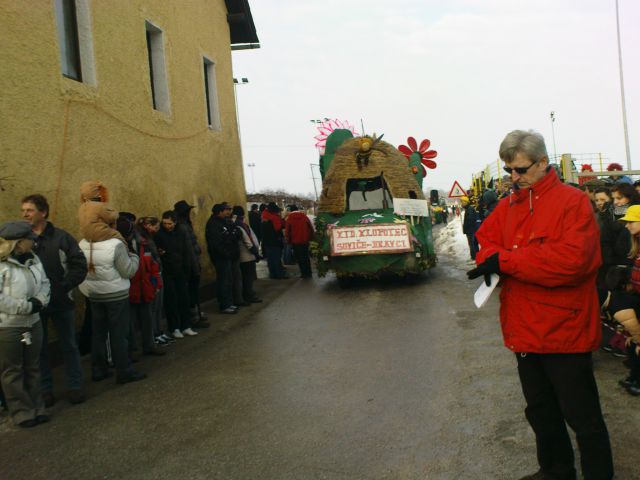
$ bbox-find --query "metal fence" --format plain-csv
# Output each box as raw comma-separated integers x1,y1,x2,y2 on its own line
470,153,636,192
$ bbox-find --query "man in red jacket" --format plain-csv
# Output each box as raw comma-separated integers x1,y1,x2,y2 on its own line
285,205,315,278
468,130,613,480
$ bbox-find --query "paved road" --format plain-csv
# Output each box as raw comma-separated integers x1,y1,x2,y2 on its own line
0,223,638,479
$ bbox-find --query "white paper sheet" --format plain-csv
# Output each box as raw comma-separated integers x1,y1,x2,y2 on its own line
473,274,500,308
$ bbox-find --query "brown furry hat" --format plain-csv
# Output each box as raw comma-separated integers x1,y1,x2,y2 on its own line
80,180,109,203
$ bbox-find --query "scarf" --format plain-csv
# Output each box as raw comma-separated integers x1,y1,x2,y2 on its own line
262,210,284,232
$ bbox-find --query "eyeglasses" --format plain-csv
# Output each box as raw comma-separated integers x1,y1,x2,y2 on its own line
503,162,537,175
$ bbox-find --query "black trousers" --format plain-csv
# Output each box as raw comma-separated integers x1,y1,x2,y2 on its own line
213,257,233,310
292,243,312,278
516,353,613,480
163,272,191,332
239,261,258,301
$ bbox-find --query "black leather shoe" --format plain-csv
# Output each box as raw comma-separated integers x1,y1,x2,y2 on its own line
18,419,38,428
116,370,147,385
619,376,635,389
92,371,113,382
627,380,640,396
250,298,263,303
36,415,50,424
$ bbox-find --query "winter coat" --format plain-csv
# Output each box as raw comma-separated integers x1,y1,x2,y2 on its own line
482,190,498,219
129,236,162,304
475,168,602,354
597,203,631,268
33,222,87,313
285,211,314,245
237,223,260,263
177,221,201,275
155,227,192,277
249,210,262,242
0,253,50,328
78,238,139,302
462,205,479,235
205,216,241,261
261,211,285,248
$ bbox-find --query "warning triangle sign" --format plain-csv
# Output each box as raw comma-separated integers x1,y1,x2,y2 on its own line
448,181,466,198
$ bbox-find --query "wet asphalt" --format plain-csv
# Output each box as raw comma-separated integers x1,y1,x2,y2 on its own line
0,222,638,480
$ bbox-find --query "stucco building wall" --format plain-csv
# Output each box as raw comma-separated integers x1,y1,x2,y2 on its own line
0,0,248,281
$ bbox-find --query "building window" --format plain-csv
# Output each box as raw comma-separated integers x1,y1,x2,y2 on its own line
54,0,82,81
145,21,170,113
203,58,221,130
54,0,96,85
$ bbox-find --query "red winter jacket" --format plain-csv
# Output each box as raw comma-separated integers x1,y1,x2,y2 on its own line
129,239,162,304
285,211,314,245
475,169,602,354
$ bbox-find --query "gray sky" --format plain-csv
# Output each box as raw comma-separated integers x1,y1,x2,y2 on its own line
232,0,639,197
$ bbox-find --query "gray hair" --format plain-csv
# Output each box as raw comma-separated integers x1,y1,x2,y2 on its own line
499,130,548,163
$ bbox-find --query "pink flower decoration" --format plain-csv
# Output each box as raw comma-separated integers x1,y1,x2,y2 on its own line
313,119,358,154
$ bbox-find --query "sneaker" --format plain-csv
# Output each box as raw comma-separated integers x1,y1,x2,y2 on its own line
155,336,168,345
182,328,198,336
160,333,176,343
612,348,628,358
221,307,238,314
172,329,184,339
230,305,239,310
42,391,56,408
602,345,614,353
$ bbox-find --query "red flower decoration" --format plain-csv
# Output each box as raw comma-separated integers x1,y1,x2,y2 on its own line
581,164,593,172
398,136,438,177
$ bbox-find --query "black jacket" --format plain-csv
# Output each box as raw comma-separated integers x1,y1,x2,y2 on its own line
34,222,88,312
462,205,480,235
598,203,632,267
248,210,262,242
205,216,241,260
155,227,192,277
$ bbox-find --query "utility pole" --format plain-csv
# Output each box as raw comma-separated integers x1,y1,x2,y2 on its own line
615,0,632,169
550,111,558,162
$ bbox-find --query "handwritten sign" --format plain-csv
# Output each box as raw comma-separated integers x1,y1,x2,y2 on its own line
393,198,430,217
329,223,413,256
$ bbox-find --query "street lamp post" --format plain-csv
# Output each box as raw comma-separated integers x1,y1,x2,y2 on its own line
615,0,632,170
247,162,256,193
550,111,558,162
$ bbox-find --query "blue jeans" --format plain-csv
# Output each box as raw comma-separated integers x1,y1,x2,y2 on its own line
40,309,84,393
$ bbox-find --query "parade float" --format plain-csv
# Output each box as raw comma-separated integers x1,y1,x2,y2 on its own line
310,120,438,283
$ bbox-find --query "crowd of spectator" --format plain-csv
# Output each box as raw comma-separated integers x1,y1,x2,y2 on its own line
0,181,314,428
463,171,640,400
